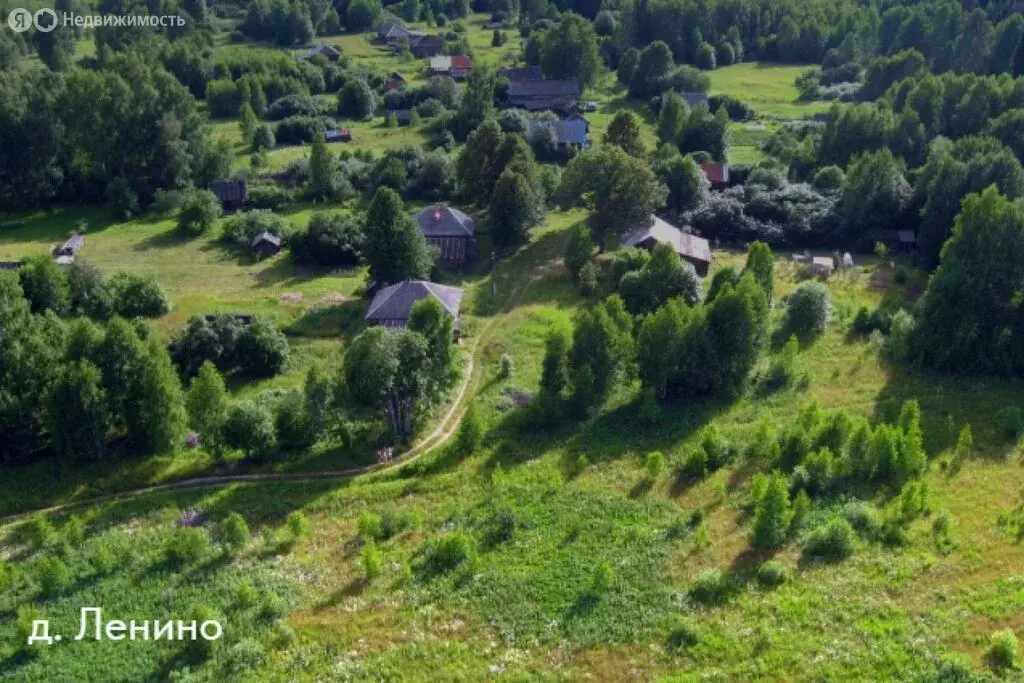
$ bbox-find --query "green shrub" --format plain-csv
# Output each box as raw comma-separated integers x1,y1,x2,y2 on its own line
362,540,383,581
357,512,382,540
259,589,286,620
16,605,42,653
30,516,57,550
767,335,799,389
487,506,517,544
987,628,1018,670
89,541,117,576
683,447,708,478
287,511,310,541
785,281,833,340
666,618,700,650
380,508,417,539
578,261,598,296
841,501,883,541
498,354,514,380
188,605,221,659
224,513,251,551
424,531,477,574
456,403,484,456
62,516,86,546
756,560,788,588
645,451,665,478
802,518,855,561
165,528,211,566
235,581,259,608
688,568,730,605
224,638,265,674
591,562,614,594
36,556,72,596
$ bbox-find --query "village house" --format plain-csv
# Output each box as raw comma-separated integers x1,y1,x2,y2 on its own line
251,231,282,259
409,34,445,58
365,280,464,341
203,313,255,325
622,215,712,277
324,128,352,143
429,55,473,80
880,230,917,254
700,162,730,188
299,43,341,61
210,179,247,213
377,21,414,44
384,72,406,91
413,205,476,267
53,235,85,264
0,261,20,271
506,79,581,115
527,118,591,150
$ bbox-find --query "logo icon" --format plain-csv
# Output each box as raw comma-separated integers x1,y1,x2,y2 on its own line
34,8,58,32
7,7,32,32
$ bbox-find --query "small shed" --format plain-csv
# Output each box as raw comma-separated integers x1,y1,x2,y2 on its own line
299,43,341,61
251,231,282,259
881,230,917,254
210,179,247,212
54,235,85,258
700,162,730,188
0,261,20,271
811,256,835,277
384,72,406,91
203,313,255,325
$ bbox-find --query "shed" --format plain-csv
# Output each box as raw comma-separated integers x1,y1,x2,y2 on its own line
251,231,282,259
325,128,352,142
413,205,476,266
410,34,444,58
377,21,409,44
203,313,255,325
0,261,21,271
700,162,730,188
811,256,835,277
621,215,711,277
384,72,406,91
365,280,464,340
881,230,917,254
210,179,247,212
299,43,341,61
54,235,85,258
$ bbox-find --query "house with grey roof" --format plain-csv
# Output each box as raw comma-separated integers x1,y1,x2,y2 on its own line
251,231,282,259
377,20,409,44
679,91,710,108
365,280,464,340
528,118,591,150
622,215,711,276
506,79,581,114
210,179,247,212
498,65,544,82
299,43,341,61
53,235,85,265
413,205,476,267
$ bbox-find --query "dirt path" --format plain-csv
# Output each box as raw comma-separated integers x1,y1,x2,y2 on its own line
0,263,543,524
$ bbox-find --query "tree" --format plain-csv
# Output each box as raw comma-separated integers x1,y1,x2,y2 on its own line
539,327,570,397
914,187,1024,377
252,124,276,152
346,0,379,31
48,360,109,460
344,327,431,436
558,146,668,249
629,41,674,98
455,402,483,455
108,272,170,318
456,119,504,201
177,189,222,237
489,169,542,246
19,255,69,315
657,91,689,146
275,391,317,453
35,0,76,71
619,243,703,315
362,187,435,284
338,78,376,120
223,401,276,458
307,132,341,201
455,66,497,139
837,149,912,247
67,261,114,320
568,298,633,415
224,513,251,551
564,223,595,278
743,242,774,303
408,296,457,397
602,111,645,158
752,473,792,549
704,274,767,396
186,361,229,456
785,281,832,341
236,319,290,377
288,212,363,266
134,339,187,454
659,153,707,216
539,13,600,89
238,102,258,145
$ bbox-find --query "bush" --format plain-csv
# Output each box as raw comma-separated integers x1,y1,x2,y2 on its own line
31,516,57,550
274,391,316,453
455,403,484,456
578,261,598,296
236,319,290,377
223,401,276,458
645,451,665,478
362,540,383,580
35,556,72,596
287,511,309,540
246,182,291,210
811,165,845,192
177,189,222,237
287,212,363,266
997,407,1024,441
785,281,832,340
591,562,614,594
357,512,382,540
259,589,286,619
109,272,170,318
756,560,788,588
883,309,915,362
766,335,799,389
424,530,477,574
224,513,251,551
89,542,117,575
165,527,211,566
802,517,855,561
987,628,1018,669
224,638,265,674
564,223,595,278
688,568,731,605
235,581,259,608
840,501,883,541
274,115,337,145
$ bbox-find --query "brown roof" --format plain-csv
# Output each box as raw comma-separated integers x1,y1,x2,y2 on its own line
622,216,711,265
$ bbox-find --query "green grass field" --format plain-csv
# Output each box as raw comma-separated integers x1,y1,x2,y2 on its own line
710,62,831,119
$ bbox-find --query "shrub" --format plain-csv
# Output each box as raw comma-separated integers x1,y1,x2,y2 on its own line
987,629,1020,671
683,447,708,478
36,556,72,596
756,560,788,588
356,512,382,540
109,272,170,318
188,605,221,659
766,335,799,389
259,589,286,619
666,618,700,650
224,638,265,674
223,401,276,458
811,165,845,192
689,568,730,605
89,541,117,575
564,223,595,278
246,182,291,210
498,354,514,380
883,309,915,362
31,516,58,550
841,501,883,541
424,530,477,574
578,261,598,296
362,540,383,580
220,210,290,249
287,212,363,266
224,513,251,551
274,391,316,453
177,189,222,237
785,281,832,340
802,517,855,561
645,451,665,478
274,115,337,145
455,403,484,456
16,605,42,653
165,528,211,566
287,511,309,540
953,425,973,470
591,562,614,594
234,581,259,608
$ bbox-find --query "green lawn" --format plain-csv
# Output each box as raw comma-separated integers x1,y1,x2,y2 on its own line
710,62,831,119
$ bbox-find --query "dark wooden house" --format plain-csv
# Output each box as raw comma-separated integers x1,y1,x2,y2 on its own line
251,231,282,259
413,205,476,267
409,34,444,58
299,43,341,61
622,215,711,277
506,79,580,114
365,280,464,340
210,179,247,212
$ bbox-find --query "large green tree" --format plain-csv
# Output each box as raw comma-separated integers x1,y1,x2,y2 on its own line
186,361,229,456
539,13,600,89
602,111,645,158
48,360,109,461
489,169,543,246
362,188,435,285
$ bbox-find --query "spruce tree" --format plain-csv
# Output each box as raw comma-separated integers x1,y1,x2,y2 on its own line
752,473,792,549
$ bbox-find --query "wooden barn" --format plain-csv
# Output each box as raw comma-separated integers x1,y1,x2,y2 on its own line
365,280,464,341
412,205,476,267
622,215,712,277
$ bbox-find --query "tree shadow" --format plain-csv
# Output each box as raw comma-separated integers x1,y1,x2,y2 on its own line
285,298,367,340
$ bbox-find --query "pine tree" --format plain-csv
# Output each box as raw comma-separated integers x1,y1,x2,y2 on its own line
540,328,571,396
238,102,258,146
135,339,187,454
362,187,435,284
752,472,792,549
657,91,688,145
603,110,646,157
48,360,109,460
743,241,775,303
489,169,542,246
307,132,340,201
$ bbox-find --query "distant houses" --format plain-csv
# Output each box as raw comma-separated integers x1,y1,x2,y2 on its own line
365,280,464,341
299,43,341,61
506,79,581,115
412,205,476,267
0,261,20,271
251,231,282,259
622,216,711,277
527,118,592,150
210,179,247,213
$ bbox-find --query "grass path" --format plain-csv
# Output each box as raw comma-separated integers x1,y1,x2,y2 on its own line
0,233,561,524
